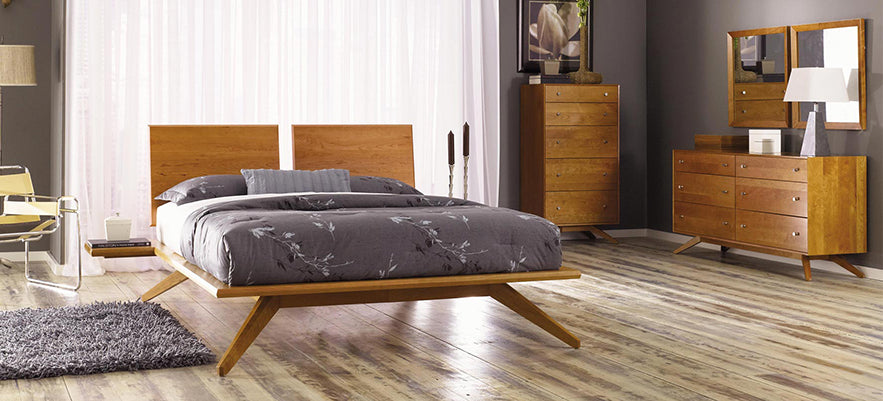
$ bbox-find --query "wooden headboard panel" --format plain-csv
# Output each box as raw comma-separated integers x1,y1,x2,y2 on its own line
149,125,280,224
292,125,415,186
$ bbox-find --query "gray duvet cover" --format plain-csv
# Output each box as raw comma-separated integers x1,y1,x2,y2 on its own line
180,193,562,286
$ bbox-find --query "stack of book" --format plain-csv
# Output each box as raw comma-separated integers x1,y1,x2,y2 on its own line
529,74,572,85
86,238,151,249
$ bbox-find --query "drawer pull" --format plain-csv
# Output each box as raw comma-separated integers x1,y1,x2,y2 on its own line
793,167,800,172
603,112,608,117
602,204,608,209
792,232,800,237
679,215,685,219
741,90,747,95
740,164,747,168
678,160,685,164
556,173,561,177
555,140,560,145
792,196,800,201
722,221,729,226
602,172,608,176
556,112,561,116
556,91,561,96
556,206,561,210
741,110,747,114
604,92,609,97
740,224,747,228
603,140,608,144
740,191,748,196
722,163,729,167
677,185,684,190
722,190,729,194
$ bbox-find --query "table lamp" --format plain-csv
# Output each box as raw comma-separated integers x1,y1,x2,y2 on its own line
783,68,848,157
0,44,37,162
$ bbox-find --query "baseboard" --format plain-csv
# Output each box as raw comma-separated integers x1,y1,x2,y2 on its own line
0,251,63,275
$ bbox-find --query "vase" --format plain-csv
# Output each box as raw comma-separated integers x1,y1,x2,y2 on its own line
568,25,602,84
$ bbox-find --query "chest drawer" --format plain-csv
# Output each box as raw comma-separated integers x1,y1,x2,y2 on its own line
732,100,788,126
736,156,807,182
673,150,735,176
545,191,617,225
545,103,618,126
674,172,734,208
545,85,618,103
736,210,808,253
673,202,734,240
736,178,807,217
734,83,787,100
545,159,618,191
545,126,618,158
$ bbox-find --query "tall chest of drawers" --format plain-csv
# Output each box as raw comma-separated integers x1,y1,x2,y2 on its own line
520,84,620,241
672,149,867,280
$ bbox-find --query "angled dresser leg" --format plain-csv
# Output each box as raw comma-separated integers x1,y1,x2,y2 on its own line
489,283,580,349
673,236,701,254
217,296,281,376
828,255,865,278
801,256,813,281
586,226,618,244
141,271,188,302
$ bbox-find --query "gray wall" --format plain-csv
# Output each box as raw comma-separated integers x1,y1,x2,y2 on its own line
647,0,883,267
499,0,648,229
0,0,61,252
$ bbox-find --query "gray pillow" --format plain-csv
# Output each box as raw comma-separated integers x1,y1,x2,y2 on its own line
155,175,247,205
350,176,422,195
241,169,352,194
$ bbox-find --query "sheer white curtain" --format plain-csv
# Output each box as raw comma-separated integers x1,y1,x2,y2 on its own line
64,0,499,274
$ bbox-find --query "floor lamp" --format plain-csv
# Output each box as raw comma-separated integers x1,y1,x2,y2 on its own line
0,44,38,163
783,68,849,157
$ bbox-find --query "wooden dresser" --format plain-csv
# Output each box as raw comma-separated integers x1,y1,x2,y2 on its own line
520,84,620,242
672,148,867,280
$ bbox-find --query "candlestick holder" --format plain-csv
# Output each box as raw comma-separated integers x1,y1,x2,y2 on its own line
448,164,455,198
463,155,469,200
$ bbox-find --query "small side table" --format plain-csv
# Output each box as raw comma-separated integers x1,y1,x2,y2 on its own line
85,243,155,258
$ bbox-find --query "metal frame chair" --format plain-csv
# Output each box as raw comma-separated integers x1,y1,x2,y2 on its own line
0,165,81,291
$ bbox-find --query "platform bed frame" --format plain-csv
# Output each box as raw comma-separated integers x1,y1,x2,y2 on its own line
143,125,582,376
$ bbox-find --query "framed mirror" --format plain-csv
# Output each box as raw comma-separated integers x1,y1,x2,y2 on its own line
790,19,866,130
727,27,790,128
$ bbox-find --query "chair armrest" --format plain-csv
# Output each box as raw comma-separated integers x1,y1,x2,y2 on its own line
2,194,79,217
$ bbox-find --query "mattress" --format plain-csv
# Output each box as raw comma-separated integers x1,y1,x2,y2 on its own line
160,193,563,286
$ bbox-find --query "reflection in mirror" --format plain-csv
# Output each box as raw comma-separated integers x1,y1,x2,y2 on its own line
736,33,786,83
796,26,859,124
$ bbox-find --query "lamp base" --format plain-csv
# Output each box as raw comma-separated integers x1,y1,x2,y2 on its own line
800,110,830,157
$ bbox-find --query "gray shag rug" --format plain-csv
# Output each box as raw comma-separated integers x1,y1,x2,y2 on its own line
0,301,214,380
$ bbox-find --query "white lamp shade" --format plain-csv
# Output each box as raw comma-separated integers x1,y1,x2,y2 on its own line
783,68,848,103
0,45,37,86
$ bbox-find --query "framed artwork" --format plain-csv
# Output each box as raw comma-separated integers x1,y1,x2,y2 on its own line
518,0,593,73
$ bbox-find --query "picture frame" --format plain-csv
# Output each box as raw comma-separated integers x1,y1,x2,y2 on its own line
518,0,593,74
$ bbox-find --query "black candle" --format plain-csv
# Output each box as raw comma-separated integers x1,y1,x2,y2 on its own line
447,131,455,165
463,122,470,156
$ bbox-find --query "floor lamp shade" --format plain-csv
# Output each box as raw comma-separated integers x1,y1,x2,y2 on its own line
783,68,848,157
0,45,37,86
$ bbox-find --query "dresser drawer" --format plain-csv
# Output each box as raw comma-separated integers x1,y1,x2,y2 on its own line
736,210,808,252
673,202,734,239
736,156,807,182
545,159,617,191
736,178,807,217
545,126,618,158
545,103,618,126
545,191,617,225
732,100,788,125
674,172,734,208
545,85,618,103
734,83,787,100
673,150,735,176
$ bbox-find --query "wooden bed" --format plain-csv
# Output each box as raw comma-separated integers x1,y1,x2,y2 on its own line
143,124,581,376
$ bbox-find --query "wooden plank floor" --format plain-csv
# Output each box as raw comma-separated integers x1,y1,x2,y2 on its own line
3,237,883,400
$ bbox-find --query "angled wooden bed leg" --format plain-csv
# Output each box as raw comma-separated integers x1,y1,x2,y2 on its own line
586,226,618,244
673,236,701,254
217,296,280,376
489,284,580,349
140,271,188,302
828,255,865,278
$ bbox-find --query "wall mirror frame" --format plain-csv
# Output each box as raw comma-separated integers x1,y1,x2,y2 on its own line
790,18,866,131
727,26,791,128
